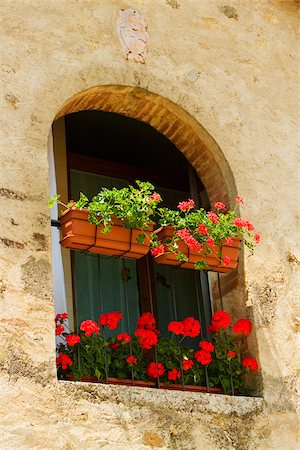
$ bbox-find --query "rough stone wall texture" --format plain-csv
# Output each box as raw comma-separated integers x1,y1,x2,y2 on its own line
0,0,299,448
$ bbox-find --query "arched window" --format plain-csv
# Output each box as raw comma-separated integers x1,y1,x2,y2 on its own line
52,110,212,341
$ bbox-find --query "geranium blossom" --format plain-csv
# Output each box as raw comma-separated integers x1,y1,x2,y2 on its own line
206,237,214,247
55,313,68,322
211,310,231,331
199,340,214,352
197,224,208,235
117,333,131,343
137,312,156,331
242,357,259,371
147,362,165,378
168,321,184,335
108,343,120,350
227,350,236,358
65,334,80,346
99,311,123,330
214,202,226,210
207,212,220,224
56,353,72,370
149,193,161,202
126,355,137,365
177,229,201,250
182,317,201,338
226,237,233,246
222,256,231,266
55,324,64,336
177,199,195,211
194,349,212,365
151,244,165,257
80,320,100,337
254,233,260,244
235,196,244,205
168,368,181,381
232,319,252,336
135,329,158,349
182,358,194,370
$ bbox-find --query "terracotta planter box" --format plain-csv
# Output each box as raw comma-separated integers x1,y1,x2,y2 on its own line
65,374,156,388
59,209,153,259
158,383,222,394
154,226,241,273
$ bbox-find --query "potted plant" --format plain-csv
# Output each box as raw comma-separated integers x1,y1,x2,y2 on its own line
151,197,260,272
49,181,161,259
55,311,259,395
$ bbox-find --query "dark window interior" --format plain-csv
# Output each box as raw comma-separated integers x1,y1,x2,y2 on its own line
64,110,211,341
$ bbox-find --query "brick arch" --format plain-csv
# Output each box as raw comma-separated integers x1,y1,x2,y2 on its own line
55,85,235,205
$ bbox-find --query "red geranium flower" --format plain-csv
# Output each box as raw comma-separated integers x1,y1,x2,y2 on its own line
254,233,260,244
199,340,214,352
182,358,194,370
177,229,201,250
151,244,165,257
108,343,120,350
226,237,233,246
227,350,236,358
214,202,226,210
211,310,231,331
126,355,137,365
147,362,165,378
206,237,215,247
194,350,212,365
236,196,244,205
198,224,208,235
135,329,158,349
149,193,161,202
137,312,156,331
80,320,100,337
207,212,220,224
206,325,217,334
168,368,181,381
182,317,201,338
55,324,64,336
117,333,131,343
168,321,184,335
222,256,231,266
55,313,68,322
242,357,259,371
65,334,80,346
56,353,72,370
177,199,195,211
232,318,252,336
99,311,123,330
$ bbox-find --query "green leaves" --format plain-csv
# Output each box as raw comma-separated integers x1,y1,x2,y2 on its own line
48,194,60,208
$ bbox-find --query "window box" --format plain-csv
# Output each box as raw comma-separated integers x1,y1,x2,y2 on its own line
59,208,154,259
154,226,242,273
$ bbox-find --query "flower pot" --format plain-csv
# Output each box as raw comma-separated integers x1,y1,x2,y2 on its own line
59,209,153,259
159,383,223,394
153,226,241,273
64,374,156,388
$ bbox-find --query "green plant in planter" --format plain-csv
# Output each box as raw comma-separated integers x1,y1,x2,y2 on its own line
49,181,162,243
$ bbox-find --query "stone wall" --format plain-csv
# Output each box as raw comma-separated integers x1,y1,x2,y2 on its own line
0,1,299,448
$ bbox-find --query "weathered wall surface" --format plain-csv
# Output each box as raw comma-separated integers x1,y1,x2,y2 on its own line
0,0,299,448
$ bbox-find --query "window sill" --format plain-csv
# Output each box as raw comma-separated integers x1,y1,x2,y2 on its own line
59,379,264,417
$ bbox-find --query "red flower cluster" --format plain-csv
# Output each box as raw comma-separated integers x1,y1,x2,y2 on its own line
211,310,231,331
168,317,200,338
214,202,226,210
55,313,68,322
254,233,260,244
56,353,72,370
177,198,195,211
55,324,64,336
233,218,254,231
182,358,194,371
66,334,80,346
80,320,100,337
199,341,214,352
227,350,236,358
126,355,137,365
135,329,158,349
177,229,201,251
242,357,259,371
168,321,184,335
194,349,212,365
232,319,252,336
109,343,120,350
151,244,165,257
226,237,233,246
206,237,214,247
99,311,123,330
137,312,156,331
147,362,165,378
117,333,131,343
222,256,231,266
149,193,162,202
197,224,208,235
168,368,181,381
236,196,244,205
207,212,220,224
